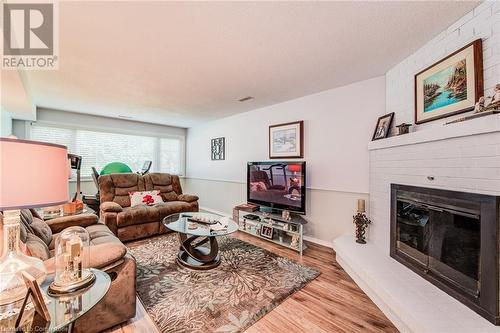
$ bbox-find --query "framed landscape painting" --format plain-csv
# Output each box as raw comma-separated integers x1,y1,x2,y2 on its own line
269,120,303,159
415,39,483,124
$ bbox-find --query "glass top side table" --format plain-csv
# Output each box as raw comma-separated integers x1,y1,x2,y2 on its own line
0,268,110,333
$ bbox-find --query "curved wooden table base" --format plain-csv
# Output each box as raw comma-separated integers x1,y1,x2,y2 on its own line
176,233,221,270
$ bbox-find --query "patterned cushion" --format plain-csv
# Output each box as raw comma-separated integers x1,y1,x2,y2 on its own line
129,190,163,207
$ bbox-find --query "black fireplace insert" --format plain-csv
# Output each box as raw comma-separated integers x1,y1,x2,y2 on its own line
390,184,500,324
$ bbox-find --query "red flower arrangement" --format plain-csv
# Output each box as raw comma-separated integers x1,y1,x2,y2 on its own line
142,194,154,205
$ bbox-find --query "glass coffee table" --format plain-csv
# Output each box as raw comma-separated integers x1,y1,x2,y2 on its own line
163,212,239,270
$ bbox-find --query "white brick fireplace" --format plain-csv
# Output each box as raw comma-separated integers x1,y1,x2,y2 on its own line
334,114,500,332
334,3,500,331
369,115,500,255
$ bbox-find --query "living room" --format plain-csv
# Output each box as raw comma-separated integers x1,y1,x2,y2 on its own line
1,1,499,332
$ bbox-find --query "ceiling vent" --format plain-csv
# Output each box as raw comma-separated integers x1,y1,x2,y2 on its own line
238,96,254,102
117,115,133,119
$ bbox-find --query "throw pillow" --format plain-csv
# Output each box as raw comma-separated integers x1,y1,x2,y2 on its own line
30,217,53,246
129,190,163,207
20,209,35,234
24,233,50,261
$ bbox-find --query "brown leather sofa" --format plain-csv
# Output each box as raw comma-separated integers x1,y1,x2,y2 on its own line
99,173,199,242
16,209,136,333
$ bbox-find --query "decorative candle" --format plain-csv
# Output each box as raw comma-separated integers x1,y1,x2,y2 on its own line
357,199,365,213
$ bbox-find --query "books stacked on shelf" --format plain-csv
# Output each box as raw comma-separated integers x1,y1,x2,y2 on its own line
234,203,259,212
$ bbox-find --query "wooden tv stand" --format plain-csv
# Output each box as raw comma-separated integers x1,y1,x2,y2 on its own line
232,206,307,255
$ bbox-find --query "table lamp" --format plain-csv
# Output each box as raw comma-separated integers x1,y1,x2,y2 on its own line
0,138,69,305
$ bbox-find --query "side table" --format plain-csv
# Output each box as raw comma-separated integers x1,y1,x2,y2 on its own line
0,268,110,333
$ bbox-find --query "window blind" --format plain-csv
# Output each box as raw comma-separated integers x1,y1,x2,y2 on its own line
30,124,184,178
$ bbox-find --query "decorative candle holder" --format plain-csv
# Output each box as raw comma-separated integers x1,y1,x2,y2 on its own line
353,212,371,244
396,123,412,135
48,227,95,295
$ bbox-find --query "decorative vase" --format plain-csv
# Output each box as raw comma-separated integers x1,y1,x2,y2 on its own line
0,210,47,305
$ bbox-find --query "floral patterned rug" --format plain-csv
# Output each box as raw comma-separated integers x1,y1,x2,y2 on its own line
126,234,320,333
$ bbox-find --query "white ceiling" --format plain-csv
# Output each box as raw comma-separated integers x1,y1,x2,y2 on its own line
14,1,480,127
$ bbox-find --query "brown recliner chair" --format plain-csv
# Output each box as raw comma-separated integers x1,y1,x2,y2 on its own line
99,173,199,242
16,209,136,333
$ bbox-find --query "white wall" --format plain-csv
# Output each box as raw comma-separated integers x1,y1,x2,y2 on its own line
386,1,500,133
185,76,385,245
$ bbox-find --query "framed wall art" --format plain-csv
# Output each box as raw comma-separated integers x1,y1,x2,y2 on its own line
415,39,483,124
211,137,225,160
269,120,304,159
372,112,394,141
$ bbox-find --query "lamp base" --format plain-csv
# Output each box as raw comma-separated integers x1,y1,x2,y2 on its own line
47,270,96,296
0,210,47,305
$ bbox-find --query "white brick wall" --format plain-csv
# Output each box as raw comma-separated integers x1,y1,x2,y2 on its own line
386,1,500,133
369,130,500,254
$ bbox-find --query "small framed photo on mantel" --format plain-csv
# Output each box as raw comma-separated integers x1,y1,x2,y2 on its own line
269,120,304,159
372,112,394,141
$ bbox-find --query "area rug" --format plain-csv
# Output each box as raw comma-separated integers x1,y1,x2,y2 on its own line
126,234,320,333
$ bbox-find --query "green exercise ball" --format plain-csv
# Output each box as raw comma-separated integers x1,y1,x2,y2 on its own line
100,162,133,175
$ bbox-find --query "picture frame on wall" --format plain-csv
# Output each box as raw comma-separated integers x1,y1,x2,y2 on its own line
269,120,304,159
211,137,225,160
415,39,483,124
372,112,394,141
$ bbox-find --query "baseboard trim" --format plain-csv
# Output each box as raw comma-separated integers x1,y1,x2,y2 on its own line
200,206,333,249
303,236,332,248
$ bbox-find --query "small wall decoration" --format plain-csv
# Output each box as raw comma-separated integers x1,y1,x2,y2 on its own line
269,120,303,159
415,39,483,124
372,112,394,141
211,137,225,160
260,225,274,239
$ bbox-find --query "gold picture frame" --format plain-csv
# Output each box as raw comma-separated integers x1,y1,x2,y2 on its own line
415,39,483,124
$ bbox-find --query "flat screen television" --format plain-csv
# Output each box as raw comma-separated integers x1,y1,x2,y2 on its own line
247,161,306,214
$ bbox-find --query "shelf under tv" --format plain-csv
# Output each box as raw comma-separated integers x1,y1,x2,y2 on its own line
232,206,307,255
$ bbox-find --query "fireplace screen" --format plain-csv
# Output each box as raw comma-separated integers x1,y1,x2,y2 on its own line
396,199,480,297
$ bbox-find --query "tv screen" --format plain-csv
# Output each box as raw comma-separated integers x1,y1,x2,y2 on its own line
247,161,306,214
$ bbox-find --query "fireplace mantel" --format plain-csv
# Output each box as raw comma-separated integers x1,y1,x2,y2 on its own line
368,114,500,151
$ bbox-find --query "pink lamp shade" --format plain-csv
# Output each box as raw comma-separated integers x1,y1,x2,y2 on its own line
0,138,69,210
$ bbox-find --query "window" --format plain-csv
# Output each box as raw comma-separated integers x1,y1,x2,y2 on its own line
30,124,184,179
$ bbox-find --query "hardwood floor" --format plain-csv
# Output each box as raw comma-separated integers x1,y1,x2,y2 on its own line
106,232,398,333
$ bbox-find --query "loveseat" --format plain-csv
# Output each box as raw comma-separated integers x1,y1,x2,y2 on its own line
99,173,199,242
16,209,136,333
